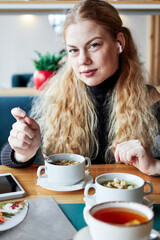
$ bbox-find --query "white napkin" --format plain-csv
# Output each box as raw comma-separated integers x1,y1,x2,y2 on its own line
0,197,76,240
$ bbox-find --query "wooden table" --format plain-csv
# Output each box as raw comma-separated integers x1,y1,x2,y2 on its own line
0,164,160,204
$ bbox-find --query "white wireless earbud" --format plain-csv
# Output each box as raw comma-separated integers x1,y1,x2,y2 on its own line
118,42,122,53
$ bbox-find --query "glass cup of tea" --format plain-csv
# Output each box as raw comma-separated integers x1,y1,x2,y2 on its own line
84,201,154,240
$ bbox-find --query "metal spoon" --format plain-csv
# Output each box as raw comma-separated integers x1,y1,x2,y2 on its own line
41,149,56,164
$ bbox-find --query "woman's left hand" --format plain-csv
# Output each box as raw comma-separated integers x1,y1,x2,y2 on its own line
114,139,156,175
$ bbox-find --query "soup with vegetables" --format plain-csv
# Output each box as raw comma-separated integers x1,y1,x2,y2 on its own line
54,160,80,166
93,207,148,225
100,178,137,189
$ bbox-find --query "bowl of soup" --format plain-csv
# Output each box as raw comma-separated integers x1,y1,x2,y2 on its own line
37,153,91,186
84,173,153,206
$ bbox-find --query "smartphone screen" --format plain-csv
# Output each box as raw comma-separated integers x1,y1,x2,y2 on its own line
0,174,25,201
0,175,21,194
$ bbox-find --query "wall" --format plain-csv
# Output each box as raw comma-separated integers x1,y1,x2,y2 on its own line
121,14,150,69
0,12,149,88
0,13,65,88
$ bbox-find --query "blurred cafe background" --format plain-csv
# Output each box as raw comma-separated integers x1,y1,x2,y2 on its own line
0,0,159,93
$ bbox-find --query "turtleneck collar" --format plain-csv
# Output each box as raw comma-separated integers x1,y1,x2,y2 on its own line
87,68,120,99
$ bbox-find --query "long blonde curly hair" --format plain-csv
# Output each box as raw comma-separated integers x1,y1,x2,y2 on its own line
31,0,159,162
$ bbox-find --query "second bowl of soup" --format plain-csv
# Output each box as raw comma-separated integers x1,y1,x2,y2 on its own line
84,173,153,205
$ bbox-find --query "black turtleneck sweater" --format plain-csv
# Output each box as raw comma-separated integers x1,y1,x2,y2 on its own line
87,69,119,164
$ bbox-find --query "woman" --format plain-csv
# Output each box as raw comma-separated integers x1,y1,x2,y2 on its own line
1,0,160,175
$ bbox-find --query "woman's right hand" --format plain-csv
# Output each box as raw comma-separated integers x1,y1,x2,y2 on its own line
8,107,41,162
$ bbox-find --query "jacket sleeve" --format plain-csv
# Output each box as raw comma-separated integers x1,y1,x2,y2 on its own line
152,100,160,126
0,142,36,168
151,100,160,160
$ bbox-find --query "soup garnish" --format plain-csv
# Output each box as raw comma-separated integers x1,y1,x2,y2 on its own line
93,207,148,225
54,160,80,166
100,178,137,189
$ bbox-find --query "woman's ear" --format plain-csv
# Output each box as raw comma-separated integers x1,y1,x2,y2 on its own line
116,32,125,54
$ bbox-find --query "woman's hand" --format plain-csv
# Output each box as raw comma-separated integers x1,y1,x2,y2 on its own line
8,107,41,162
114,139,159,175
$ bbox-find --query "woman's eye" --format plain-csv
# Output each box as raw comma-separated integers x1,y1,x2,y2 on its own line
68,49,78,54
90,43,100,49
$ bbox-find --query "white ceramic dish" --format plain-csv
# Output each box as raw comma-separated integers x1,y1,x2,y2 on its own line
0,201,29,231
84,201,154,240
38,153,91,186
83,198,154,228
37,171,93,192
84,173,153,204
73,227,160,240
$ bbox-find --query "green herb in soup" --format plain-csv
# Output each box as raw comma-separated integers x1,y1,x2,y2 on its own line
100,178,137,189
54,160,80,166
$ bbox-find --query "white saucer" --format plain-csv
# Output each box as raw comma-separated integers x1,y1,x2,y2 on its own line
73,227,160,240
37,171,93,192
84,196,154,209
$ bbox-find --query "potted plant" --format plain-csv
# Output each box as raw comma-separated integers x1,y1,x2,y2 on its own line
32,50,66,90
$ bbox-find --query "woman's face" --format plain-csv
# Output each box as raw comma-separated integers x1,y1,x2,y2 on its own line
65,20,120,86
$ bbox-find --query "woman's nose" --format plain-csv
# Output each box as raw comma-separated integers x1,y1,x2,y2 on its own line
79,51,91,65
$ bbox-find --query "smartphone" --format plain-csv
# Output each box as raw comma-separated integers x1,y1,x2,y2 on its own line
0,173,26,201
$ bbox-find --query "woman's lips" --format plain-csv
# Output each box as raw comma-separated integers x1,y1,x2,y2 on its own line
81,69,97,77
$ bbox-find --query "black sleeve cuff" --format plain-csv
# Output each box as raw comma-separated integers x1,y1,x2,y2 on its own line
1,142,36,168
